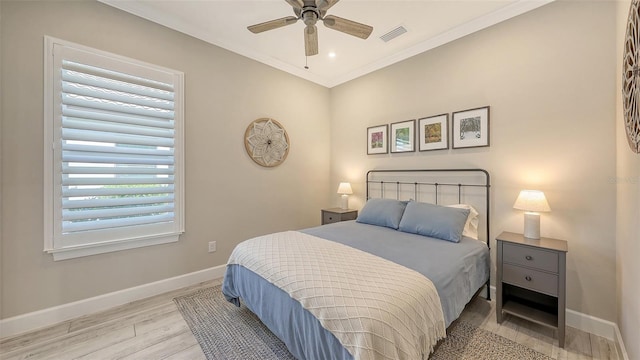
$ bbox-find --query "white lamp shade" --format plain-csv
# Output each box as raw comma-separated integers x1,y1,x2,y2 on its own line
337,182,353,195
514,190,550,239
513,190,551,212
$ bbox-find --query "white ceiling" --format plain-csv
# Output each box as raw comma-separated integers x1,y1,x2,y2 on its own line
100,0,553,88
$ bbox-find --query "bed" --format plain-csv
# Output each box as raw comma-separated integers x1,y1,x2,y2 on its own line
223,169,491,360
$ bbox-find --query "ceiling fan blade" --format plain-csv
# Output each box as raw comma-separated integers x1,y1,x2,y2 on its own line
285,0,304,10
322,15,373,39
247,16,298,34
304,25,319,56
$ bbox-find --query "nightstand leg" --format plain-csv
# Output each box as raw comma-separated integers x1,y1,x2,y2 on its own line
496,242,503,323
496,281,503,323
558,251,566,348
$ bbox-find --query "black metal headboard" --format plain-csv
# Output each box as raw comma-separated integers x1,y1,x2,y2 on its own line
366,168,491,298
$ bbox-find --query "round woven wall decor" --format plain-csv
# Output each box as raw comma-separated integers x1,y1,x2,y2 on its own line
623,0,640,153
244,118,290,167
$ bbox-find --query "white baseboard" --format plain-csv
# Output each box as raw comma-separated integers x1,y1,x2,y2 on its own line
489,285,627,352
0,264,226,339
488,284,497,299
0,272,629,358
566,309,617,341
614,323,630,360
568,310,634,359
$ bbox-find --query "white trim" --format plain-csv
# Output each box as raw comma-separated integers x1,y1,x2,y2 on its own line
488,284,497,300
43,36,55,251
43,36,185,260
1,273,629,354
491,285,625,346
326,0,554,87
98,0,554,88
566,309,616,341
47,233,180,261
0,265,226,339
614,323,630,360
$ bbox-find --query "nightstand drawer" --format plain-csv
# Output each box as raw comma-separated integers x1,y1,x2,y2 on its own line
323,212,341,224
503,263,558,296
503,243,558,273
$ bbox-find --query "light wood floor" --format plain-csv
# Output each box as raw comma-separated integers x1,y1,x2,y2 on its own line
0,279,621,360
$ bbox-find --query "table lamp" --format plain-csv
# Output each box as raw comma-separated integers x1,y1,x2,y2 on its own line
513,190,551,239
337,182,353,210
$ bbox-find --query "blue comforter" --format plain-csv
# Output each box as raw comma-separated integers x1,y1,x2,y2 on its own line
223,221,490,359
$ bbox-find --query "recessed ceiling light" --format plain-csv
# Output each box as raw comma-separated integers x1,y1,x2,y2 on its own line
328,52,336,58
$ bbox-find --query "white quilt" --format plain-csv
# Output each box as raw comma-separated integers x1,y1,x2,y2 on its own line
227,231,446,360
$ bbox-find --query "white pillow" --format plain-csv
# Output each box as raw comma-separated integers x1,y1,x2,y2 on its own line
447,204,479,240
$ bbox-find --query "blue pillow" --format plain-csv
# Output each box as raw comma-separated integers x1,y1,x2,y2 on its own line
356,198,408,229
398,201,470,242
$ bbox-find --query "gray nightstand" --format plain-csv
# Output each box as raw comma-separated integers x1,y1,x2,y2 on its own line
496,231,568,348
321,208,357,225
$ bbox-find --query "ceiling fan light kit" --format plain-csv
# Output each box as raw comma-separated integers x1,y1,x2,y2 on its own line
247,0,373,57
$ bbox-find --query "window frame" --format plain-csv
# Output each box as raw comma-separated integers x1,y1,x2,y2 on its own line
44,36,185,261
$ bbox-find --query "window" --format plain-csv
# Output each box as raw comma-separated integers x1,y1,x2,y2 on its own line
44,37,184,260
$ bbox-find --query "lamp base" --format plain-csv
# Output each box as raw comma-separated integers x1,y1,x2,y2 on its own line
523,212,541,239
340,194,349,210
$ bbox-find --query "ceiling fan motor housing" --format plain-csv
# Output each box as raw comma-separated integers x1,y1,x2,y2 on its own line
302,7,320,25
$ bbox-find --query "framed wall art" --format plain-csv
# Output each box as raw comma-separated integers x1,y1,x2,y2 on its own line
452,106,490,149
367,124,388,154
418,114,448,151
390,120,415,153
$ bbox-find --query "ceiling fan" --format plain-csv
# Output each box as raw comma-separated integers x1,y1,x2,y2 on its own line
247,0,373,56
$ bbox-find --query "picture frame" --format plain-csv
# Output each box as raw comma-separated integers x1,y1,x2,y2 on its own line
390,119,415,153
418,114,449,151
452,106,490,149
367,124,388,154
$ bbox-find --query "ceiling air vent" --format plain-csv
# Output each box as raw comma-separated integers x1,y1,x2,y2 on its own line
379,25,407,43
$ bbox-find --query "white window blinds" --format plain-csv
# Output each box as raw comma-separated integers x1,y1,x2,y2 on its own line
45,37,184,260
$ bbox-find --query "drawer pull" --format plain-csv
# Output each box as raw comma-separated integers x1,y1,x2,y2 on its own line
525,276,532,281
525,255,533,261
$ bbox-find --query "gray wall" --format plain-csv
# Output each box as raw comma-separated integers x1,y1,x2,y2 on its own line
329,1,618,322
0,0,331,318
616,2,640,358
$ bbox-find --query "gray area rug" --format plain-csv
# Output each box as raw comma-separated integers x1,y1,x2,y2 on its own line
174,285,552,360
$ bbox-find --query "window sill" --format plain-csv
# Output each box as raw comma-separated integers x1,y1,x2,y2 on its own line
46,233,181,261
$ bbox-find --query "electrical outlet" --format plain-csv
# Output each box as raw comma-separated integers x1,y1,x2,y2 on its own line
208,241,216,253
